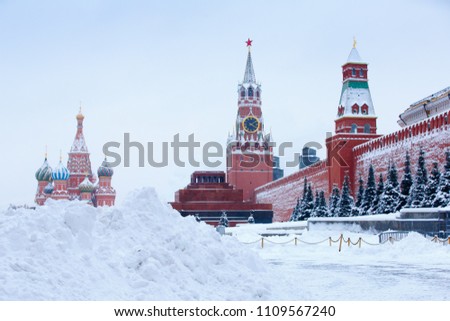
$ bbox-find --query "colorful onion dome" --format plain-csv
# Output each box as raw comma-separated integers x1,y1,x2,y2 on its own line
52,160,70,181
35,158,53,181
44,182,54,194
78,176,95,193
97,158,114,177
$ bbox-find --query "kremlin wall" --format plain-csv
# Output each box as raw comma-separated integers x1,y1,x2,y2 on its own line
173,40,450,224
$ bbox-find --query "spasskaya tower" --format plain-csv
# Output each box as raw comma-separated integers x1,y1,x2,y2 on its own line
227,39,273,202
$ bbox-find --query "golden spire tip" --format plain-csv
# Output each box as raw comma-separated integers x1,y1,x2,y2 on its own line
353,36,357,49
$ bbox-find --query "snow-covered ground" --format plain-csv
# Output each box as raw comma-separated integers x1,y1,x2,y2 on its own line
1,188,449,300
231,225,450,300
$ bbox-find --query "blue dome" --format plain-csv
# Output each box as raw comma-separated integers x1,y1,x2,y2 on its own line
97,158,114,177
52,161,70,181
44,182,54,194
35,158,52,181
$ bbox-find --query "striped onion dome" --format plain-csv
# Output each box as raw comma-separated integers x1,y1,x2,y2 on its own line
52,160,70,181
35,158,53,181
97,158,114,177
78,176,95,193
44,182,54,194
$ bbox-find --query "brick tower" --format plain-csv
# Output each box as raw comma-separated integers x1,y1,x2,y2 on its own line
67,108,95,199
326,40,381,194
226,39,273,202
34,155,52,205
51,156,70,200
95,158,116,206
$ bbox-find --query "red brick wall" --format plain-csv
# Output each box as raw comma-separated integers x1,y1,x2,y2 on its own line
353,113,450,186
255,112,450,222
255,160,328,222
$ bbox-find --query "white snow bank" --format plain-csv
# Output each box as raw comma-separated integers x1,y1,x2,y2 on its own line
0,188,271,300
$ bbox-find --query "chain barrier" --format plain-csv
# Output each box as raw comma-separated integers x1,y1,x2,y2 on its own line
240,234,450,250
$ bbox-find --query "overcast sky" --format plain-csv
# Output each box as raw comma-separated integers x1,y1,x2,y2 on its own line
1,0,449,208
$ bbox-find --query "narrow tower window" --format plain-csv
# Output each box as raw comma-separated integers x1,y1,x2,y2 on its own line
364,124,370,133
351,124,357,133
248,86,254,97
240,88,245,98
352,68,356,77
359,68,363,77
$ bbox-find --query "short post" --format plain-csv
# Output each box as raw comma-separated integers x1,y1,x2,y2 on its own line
358,237,362,248
448,237,450,245
261,238,264,249
347,238,351,247
329,237,332,247
294,237,298,246
338,234,343,252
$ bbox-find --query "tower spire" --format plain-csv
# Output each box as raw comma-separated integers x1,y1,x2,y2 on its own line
243,38,256,84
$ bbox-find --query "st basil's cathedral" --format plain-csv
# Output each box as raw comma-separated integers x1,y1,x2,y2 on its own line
34,109,116,207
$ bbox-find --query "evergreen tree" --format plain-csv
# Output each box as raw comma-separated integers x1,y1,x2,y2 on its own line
399,151,413,209
315,190,329,217
372,173,384,213
378,163,401,214
355,174,364,208
336,174,354,217
433,150,450,207
329,184,340,217
423,162,440,207
311,190,320,218
361,164,376,214
289,198,301,221
298,184,314,220
247,212,255,224
219,211,229,227
407,148,428,208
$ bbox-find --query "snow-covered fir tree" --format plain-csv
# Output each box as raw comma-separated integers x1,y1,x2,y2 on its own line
314,190,329,217
361,164,376,214
247,212,255,224
219,211,229,227
310,190,320,217
399,151,413,209
289,198,301,221
336,174,354,217
329,184,340,217
377,163,401,214
407,148,428,208
372,173,384,213
298,183,314,221
423,162,440,208
433,150,450,207
356,174,364,208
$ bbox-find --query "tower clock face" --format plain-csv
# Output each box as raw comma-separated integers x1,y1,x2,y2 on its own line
242,116,260,133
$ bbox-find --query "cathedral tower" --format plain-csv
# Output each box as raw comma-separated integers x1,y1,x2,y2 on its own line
67,108,94,199
95,158,116,206
226,39,273,202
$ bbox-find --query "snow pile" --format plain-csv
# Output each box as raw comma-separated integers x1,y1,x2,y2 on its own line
0,188,270,300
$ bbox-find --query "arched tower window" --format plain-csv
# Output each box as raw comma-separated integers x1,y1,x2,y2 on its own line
352,68,356,77
256,89,260,98
352,104,359,114
351,124,357,133
248,86,254,97
240,88,245,98
359,68,363,77
364,124,370,133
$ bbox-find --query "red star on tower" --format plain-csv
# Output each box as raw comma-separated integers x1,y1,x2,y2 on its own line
245,38,252,47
